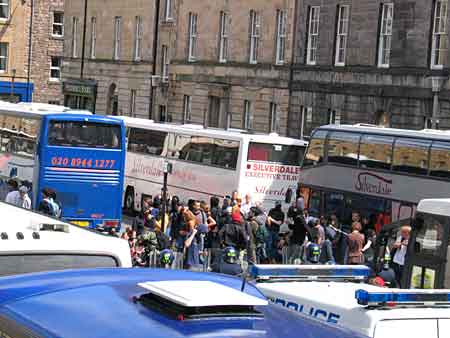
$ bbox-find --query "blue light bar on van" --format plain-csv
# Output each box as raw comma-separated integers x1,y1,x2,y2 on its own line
355,289,450,307
250,265,370,283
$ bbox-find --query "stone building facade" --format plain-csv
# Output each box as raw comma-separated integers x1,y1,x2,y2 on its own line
0,0,63,103
154,0,296,135
289,0,450,138
61,0,155,116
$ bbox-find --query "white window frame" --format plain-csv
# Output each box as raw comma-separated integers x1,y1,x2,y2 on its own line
183,95,192,122
130,89,137,117
113,16,122,61
431,0,448,69
378,3,394,68
52,12,64,37
188,13,198,62
164,0,173,21
275,9,287,65
134,16,143,61
161,44,169,79
249,10,261,64
243,100,253,130
0,0,9,20
219,11,229,63
269,102,278,133
335,5,349,66
306,6,320,65
90,16,96,59
72,16,78,58
49,56,61,81
0,42,8,73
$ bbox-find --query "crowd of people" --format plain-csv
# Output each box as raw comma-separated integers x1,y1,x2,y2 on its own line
120,190,411,287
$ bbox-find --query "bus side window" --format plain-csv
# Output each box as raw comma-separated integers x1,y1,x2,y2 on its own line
303,130,327,167
429,141,450,179
392,138,431,176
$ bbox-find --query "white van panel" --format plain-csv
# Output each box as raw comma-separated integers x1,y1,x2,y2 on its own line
374,319,437,338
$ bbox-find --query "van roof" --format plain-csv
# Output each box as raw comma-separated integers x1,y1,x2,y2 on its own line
417,199,450,217
0,269,365,338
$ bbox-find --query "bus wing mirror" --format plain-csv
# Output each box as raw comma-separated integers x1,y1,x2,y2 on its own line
285,188,292,204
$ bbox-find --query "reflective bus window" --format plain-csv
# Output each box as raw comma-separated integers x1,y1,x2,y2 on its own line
429,141,450,179
303,130,327,166
48,121,121,149
171,135,238,170
0,115,39,158
128,128,167,155
359,134,394,170
247,142,304,166
392,138,431,175
326,131,360,165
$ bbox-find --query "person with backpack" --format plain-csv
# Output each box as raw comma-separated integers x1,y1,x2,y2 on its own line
219,207,247,252
38,188,61,218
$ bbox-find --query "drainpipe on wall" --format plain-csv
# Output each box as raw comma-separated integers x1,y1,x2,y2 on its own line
149,0,161,120
80,0,88,79
26,0,34,102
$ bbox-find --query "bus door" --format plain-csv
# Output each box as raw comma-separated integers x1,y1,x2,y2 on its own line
403,211,450,289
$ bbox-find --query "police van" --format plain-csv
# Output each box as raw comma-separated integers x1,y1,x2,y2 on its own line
252,265,450,338
0,202,131,275
0,268,366,338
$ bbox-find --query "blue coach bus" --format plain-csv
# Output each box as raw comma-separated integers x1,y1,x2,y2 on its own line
0,101,125,229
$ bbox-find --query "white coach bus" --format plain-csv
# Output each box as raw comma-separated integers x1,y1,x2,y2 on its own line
299,124,450,227
0,202,132,276
116,117,307,212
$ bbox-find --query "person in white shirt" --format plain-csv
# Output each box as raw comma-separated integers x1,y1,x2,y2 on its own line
18,185,32,209
392,225,411,287
5,179,21,206
240,193,253,217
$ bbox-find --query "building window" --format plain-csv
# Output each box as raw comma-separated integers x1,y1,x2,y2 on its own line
188,12,198,62
275,9,287,65
130,90,137,117
431,0,448,69
269,102,278,133
90,17,96,59
335,5,349,66
164,0,173,21
0,42,7,73
378,3,394,68
306,6,320,65
134,16,143,61
113,16,122,60
299,106,313,139
183,95,192,122
219,11,229,63
327,109,341,124
48,100,60,105
161,45,169,79
52,12,64,37
50,56,61,81
72,17,78,58
0,0,9,20
249,10,261,64
243,100,253,130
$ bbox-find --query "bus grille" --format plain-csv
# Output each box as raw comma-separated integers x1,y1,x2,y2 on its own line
43,167,121,185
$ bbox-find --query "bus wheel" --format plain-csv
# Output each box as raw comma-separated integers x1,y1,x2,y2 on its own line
124,187,135,215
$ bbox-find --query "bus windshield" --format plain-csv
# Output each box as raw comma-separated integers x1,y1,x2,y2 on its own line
247,142,304,166
48,121,121,149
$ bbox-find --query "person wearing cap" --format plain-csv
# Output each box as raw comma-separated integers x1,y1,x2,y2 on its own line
5,179,21,206
18,185,31,210
211,246,242,276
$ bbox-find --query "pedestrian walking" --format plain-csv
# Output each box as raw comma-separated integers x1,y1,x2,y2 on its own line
18,185,32,209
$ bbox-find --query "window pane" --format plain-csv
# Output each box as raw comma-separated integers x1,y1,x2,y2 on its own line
429,141,450,178
128,128,167,155
48,121,121,149
303,130,327,166
414,212,447,256
392,138,431,175
359,134,394,170
0,254,118,276
247,142,304,166
327,131,360,165
212,139,239,169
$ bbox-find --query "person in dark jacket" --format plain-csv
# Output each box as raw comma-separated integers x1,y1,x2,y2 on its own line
219,208,247,251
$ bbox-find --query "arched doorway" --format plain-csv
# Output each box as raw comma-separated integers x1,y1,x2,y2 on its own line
106,83,118,115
